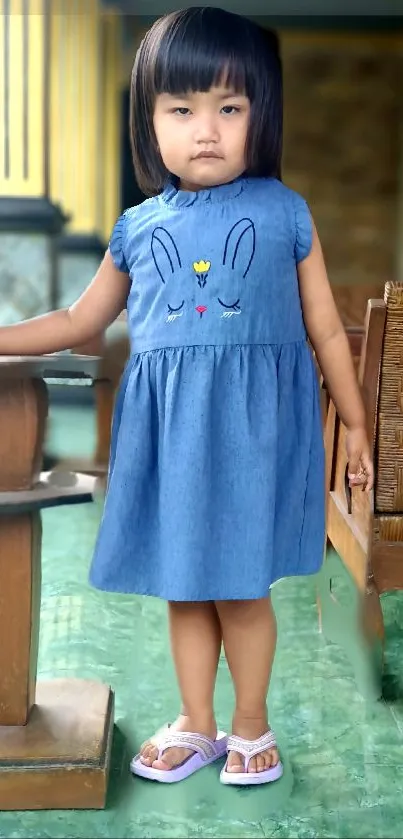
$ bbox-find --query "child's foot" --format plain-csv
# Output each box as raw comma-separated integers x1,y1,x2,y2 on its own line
227,713,280,774
140,713,217,771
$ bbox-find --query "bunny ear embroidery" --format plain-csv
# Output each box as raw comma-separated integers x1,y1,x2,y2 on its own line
222,218,256,279
151,227,182,284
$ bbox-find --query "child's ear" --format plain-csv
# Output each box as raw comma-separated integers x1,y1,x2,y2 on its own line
223,218,256,279
151,227,182,284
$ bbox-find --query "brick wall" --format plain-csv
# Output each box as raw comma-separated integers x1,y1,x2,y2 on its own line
281,34,403,325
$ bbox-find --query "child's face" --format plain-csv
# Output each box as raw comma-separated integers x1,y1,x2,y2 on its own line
153,84,250,192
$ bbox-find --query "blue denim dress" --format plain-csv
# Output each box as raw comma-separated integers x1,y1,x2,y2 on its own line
89,176,325,601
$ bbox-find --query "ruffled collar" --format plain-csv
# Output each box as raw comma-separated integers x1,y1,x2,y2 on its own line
159,174,247,208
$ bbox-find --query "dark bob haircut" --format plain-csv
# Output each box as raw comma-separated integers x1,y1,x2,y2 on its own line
130,7,283,196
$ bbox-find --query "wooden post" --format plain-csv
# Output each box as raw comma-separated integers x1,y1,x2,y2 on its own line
0,355,114,810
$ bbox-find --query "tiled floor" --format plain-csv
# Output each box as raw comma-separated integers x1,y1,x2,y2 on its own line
1,403,403,838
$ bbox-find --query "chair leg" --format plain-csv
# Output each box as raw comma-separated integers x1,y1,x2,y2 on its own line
360,575,385,667
317,548,383,701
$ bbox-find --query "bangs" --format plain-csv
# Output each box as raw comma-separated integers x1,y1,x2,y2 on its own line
153,17,253,97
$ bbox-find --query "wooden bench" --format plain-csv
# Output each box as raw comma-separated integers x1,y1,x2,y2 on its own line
319,281,403,699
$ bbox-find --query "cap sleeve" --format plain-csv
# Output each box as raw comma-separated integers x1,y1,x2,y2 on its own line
108,213,129,273
293,193,313,263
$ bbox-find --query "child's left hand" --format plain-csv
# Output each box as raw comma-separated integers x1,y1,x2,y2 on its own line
346,426,374,492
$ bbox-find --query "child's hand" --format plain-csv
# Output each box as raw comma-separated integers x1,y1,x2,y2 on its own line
346,426,374,492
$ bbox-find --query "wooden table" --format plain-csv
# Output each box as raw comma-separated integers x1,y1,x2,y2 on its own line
0,355,114,810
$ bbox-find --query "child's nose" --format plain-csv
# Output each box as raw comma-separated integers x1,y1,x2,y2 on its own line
194,117,219,144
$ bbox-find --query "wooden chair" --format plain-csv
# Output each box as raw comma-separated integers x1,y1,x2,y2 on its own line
318,281,403,699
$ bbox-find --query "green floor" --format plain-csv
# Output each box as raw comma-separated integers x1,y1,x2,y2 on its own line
2,403,403,838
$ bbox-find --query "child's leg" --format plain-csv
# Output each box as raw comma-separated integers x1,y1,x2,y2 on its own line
141,601,222,770
215,597,279,774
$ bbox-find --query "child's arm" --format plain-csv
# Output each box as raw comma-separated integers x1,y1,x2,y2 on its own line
298,222,374,491
0,251,130,356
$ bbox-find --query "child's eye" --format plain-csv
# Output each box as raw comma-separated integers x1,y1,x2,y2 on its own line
173,107,191,116
221,105,241,115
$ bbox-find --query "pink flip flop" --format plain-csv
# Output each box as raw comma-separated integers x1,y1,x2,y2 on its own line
130,729,228,783
220,731,283,786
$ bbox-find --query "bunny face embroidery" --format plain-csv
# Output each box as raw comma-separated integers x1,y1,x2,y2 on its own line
150,219,256,323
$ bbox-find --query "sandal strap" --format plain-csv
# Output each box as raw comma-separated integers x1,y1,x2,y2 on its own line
227,730,277,760
157,731,217,762
149,722,171,746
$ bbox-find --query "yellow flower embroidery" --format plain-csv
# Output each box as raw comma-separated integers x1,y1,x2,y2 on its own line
193,260,211,288
193,260,211,274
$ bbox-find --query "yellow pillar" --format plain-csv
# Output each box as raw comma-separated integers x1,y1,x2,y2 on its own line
101,10,123,246
0,0,66,324
50,0,100,236
0,0,45,198
49,1,124,307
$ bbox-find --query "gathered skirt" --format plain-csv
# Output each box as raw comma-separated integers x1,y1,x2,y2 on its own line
89,342,325,601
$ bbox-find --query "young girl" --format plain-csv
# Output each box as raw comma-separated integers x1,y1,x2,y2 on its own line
0,6,373,786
